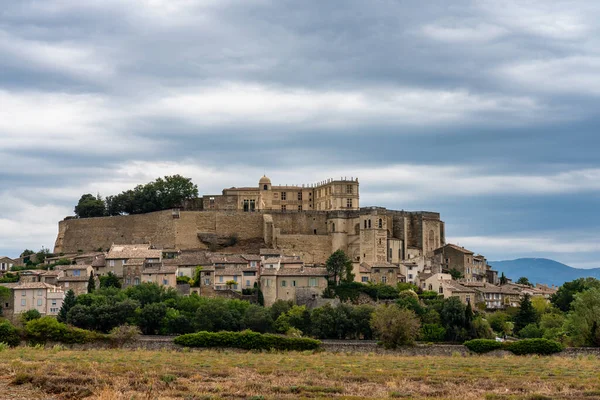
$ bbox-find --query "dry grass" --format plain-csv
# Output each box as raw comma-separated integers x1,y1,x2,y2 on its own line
0,348,599,399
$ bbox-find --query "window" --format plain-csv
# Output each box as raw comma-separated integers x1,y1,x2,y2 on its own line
361,276,369,283
21,299,26,306
134,278,140,285
37,299,42,306
298,192,302,201
378,219,383,228
368,219,372,229
439,287,443,294
309,278,317,287
281,192,287,200
346,198,352,208
281,280,287,287
364,220,367,229
250,200,256,211
263,184,268,190
374,269,380,273
219,276,224,283
73,270,80,276
332,223,335,232
281,205,287,211
298,205,302,211
408,274,413,279
292,280,296,287
37,289,42,296
126,278,131,285
65,282,69,287
346,185,353,194
21,291,25,296
381,276,387,284
52,300,57,306
428,284,433,291
246,280,250,287
163,279,168,285
109,260,115,267
466,295,471,303
243,199,249,212
204,278,211,285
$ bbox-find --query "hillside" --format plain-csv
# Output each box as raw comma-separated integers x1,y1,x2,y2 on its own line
489,258,600,287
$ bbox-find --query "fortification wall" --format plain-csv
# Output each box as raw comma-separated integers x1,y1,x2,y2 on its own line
274,234,332,264
55,211,177,253
270,212,328,235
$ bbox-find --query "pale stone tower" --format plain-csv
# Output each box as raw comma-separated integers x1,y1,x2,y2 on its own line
258,175,272,210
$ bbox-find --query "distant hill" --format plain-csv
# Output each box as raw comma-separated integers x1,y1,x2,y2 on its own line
489,258,600,287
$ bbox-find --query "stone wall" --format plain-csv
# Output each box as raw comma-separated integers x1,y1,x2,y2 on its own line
270,212,329,235
274,234,332,264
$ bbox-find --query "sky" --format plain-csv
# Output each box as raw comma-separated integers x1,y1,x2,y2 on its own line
1,0,599,267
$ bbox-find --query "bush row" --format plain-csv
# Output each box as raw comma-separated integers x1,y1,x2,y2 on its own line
174,330,321,351
464,338,564,355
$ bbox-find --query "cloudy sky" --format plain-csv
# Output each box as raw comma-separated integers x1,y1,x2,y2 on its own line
1,0,599,267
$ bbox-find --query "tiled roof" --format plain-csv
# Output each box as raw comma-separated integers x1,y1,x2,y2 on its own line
215,267,246,276
20,269,44,275
275,267,328,277
437,244,474,254
359,263,371,273
241,254,262,262
92,254,106,267
58,276,89,282
106,244,162,260
142,266,178,274
210,255,247,265
0,282,19,289
13,282,59,290
57,265,91,271
164,250,213,266
0,256,17,263
41,270,61,276
442,281,476,293
260,248,282,256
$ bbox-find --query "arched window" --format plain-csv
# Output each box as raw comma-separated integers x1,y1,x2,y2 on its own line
364,220,367,229
332,223,336,232
378,219,383,229
263,185,268,190
368,219,372,229
428,230,435,250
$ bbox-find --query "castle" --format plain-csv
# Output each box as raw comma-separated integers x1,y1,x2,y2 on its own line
54,175,445,277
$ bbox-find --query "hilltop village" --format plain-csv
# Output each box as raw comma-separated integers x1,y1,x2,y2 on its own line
0,175,556,319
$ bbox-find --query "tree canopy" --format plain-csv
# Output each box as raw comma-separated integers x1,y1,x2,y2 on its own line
75,194,106,218
325,250,354,284
550,277,600,312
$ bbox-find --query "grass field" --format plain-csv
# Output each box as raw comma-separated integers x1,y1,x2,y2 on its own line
0,348,599,400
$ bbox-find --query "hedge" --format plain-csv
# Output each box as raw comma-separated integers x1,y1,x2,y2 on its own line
505,338,564,355
24,317,102,345
0,320,21,347
463,339,504,354
174,330,321,351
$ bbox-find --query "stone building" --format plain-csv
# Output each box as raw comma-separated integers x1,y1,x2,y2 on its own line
202,176,360,212
2,282,64,317
358,262,400,285
56,265,93,295
100,244,162,278
260,263,328,307
0,257,15,272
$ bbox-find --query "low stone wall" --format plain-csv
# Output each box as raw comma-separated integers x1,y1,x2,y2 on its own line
34,337,600,357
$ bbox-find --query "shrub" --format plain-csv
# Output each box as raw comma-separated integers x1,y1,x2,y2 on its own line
371,305,420,348
0,320,21,347
174,330,321,351
420,324,446,342
20,309,42,324
109,324,141,348
463,339,503,354
24,317,98,345
519,323,544,339
506,338,564,355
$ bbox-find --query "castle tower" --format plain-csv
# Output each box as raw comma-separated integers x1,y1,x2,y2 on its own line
258,175,272,210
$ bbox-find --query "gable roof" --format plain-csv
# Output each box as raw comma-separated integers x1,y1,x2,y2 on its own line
106,244,162,260
436,244,474,255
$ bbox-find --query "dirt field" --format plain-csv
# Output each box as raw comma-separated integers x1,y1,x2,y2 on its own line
0,347,599,400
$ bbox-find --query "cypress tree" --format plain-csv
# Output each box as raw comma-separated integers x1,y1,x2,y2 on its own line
514,294,539,334
87,272,96,293
58,289,76,323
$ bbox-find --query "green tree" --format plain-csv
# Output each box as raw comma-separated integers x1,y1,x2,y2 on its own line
21,309,42,324
242,304,274,333
269,300,293,321
87,272,96,293
449,269,463,280
514,294,539,335
551,278,600,312
488,311,512,336
464,302,476,339
371,304,421,348
99,272,122,289
137,303,168,335
74,193,106,218
564,287,600,347
351,304,375,340
58,289,77,323
440,297,466,342
499,272,508,285
125,283,176,307
517,277,532,286
325,250,354,285
0,286,10,316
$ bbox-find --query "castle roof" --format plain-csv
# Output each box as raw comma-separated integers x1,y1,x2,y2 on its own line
259,175,271,184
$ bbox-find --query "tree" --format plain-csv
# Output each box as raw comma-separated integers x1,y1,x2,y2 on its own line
74,194,106,218
499,272,508,285
87,272,96,293
371,304,421,348
514,294,539,334
449,269,463,280
325,250,354,285
464,302,476,339
517,277,532,287
564,287,600,347
0,286,10,316
100,272,122,289
21,309,42,324
551,278,600,312
440,297,466,342
137,303,168,335
242,304,274,333
58,289,77,323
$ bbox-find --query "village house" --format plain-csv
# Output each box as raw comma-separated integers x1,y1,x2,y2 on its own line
0,256,16,272
417,271,453,294
399,260,424,284
141,264,178,289
56,265,93,295
470,283,522,309
260,263,328,307
440,280,477,306
99,244,162,278
358,262,400,285
2,282,64,317
18,270,44,283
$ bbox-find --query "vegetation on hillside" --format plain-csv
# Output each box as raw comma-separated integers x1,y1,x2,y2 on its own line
73,175,198,218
